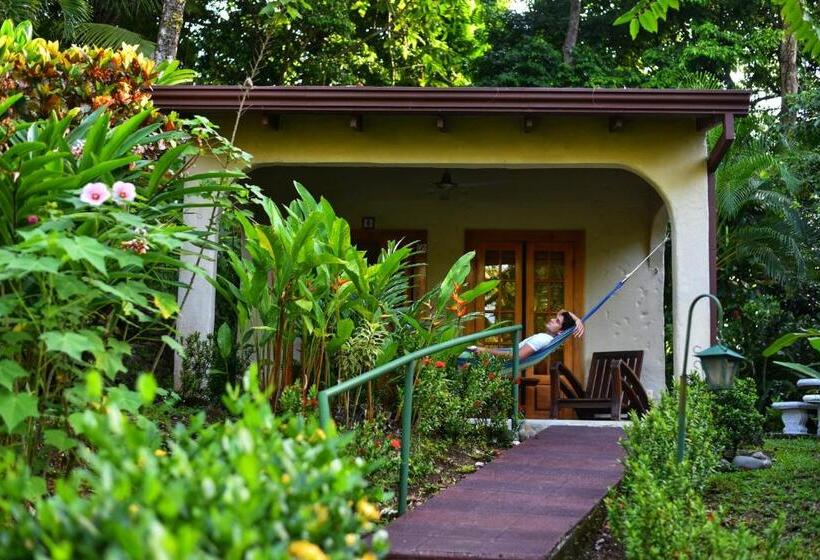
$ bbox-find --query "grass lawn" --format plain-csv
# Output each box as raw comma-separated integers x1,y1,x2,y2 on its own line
706,438,820,559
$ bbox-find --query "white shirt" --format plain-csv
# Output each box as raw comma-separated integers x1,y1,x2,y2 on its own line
519,332,554,352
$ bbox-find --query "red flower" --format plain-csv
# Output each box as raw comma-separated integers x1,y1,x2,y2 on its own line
435,360,446,369
390,438,401,450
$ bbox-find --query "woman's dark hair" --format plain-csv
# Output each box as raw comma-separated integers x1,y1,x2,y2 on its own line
559,311,576,332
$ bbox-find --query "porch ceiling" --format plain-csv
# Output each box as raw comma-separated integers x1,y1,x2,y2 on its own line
153,86,751,119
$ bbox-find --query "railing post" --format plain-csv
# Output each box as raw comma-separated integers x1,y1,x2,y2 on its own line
399,361,416,515
318,391,331,429
511,328,521,430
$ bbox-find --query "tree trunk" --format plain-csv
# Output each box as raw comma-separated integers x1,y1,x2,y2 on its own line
562,0,582,66
154,0,187,62
778,31,798,121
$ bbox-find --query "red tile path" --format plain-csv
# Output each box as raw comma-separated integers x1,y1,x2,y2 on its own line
386,425,624,560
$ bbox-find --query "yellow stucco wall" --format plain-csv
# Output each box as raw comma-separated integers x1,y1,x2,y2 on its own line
185,112,713,398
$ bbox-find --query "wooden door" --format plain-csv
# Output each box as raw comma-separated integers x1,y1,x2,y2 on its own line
524,243,576,418
474,243,523,347
468,231,583,419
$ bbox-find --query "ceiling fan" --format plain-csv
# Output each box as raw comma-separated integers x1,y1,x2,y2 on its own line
427,169,498,200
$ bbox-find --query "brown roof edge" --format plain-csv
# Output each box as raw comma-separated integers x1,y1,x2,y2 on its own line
152,86,751,117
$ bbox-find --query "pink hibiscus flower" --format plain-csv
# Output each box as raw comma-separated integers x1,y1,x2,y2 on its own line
112,181,136,204
79,182,111,206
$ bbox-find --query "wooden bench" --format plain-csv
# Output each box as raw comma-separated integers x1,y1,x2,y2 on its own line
550,350,648,420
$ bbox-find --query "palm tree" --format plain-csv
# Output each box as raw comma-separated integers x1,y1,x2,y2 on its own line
0,0,160,54
715,118,811,285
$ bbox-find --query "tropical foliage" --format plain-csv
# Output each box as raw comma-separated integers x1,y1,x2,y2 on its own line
619,0,820,61
0,19,192,124
180,0,490,86
0,0,163,54
607,379,788,559
0,367,390,559
0,21,245,472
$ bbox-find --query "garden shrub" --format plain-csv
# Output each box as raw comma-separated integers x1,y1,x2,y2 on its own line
608,377,786,559
710,377,764,454
0,19,190,125
454,353,515,444
408,359,461,437
619,377,721,491
0,24,247,469
403,354,513,443
0,368,389,559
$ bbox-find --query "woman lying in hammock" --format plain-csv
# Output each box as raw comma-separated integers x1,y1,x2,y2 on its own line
468,310,585,360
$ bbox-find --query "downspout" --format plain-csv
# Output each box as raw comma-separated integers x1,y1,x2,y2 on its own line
705,113,736,342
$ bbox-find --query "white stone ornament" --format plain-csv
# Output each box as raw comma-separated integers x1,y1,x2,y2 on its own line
771,401,815,435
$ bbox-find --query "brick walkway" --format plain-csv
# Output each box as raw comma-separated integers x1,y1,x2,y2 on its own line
386,425,624,560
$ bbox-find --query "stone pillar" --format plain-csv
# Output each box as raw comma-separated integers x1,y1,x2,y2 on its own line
668,188,711,381
173,157,224,390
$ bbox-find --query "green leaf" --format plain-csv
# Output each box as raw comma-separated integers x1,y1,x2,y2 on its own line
136,373,158,405
153,292,180,319
44,428,78,451
294,299,313,311
106,386,143,413
638,11,658,33
460,280,499,304
613,12,634,26
41,330,104,363
22,476,46,502
327,318,354,352
772,361,820,379
162,335,186,359
93,340,130,380
56,236,115,275
763,332,802,356
86,370,103,401
0,360,28,391
217,322,233,360
0,391,39,432
0,93,23,116
629,18,640,39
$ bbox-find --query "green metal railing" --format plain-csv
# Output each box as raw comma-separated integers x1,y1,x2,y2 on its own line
318,325,523,515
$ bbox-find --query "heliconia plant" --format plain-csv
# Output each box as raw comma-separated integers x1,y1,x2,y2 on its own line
224,184,499,419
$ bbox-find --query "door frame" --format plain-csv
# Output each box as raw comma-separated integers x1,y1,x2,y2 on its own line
465,230,585,379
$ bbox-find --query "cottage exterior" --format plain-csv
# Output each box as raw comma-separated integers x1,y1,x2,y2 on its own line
154,86,750,418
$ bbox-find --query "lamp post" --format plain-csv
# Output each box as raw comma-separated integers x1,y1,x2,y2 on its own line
677,293,745,463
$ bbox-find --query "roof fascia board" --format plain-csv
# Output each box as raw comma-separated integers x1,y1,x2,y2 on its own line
152,86,751,118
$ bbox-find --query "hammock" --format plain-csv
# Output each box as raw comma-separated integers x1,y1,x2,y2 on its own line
461,234,669,371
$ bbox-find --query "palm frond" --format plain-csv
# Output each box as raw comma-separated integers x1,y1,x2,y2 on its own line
0,0,45,22
57,0,91,35
73,22,155,55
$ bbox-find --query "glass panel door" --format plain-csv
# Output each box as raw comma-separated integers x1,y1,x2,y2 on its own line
525,243,575,418
475,243,522,347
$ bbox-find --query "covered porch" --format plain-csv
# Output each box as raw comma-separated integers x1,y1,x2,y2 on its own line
154,86,751,412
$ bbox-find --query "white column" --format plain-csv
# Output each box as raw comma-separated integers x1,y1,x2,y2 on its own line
669,191,711,381
173,157,224,390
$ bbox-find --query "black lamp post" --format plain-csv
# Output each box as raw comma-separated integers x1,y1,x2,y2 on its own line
676,294,745,463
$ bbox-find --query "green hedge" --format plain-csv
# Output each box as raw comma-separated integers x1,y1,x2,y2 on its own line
0,368,388,559
607,378,785,559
